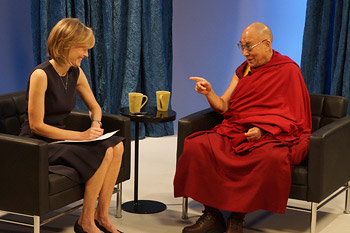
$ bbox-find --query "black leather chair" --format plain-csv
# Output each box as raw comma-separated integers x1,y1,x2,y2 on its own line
176,94,350,233
0,91,131,233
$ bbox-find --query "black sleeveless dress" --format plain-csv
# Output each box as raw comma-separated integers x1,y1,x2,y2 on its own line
19,61,124,183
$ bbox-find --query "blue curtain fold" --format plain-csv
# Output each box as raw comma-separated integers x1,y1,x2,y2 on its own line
301,0,350,113
31,0,174,138
141,0,173,136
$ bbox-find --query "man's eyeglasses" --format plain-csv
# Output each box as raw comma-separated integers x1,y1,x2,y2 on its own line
237,39,267,52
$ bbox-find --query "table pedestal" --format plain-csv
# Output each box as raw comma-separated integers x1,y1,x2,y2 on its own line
121,120,167,214
122,200,166,214
120,107,176,214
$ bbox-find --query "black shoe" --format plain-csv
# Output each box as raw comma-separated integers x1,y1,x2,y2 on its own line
95,219,123,233
74,220,87,233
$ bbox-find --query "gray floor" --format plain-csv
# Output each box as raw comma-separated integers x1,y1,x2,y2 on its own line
1,135,349,233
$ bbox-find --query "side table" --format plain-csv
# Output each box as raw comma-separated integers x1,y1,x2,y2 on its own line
120,106,176,214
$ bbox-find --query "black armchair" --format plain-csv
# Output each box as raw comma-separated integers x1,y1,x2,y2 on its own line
0,91,131,233
176,94,350,233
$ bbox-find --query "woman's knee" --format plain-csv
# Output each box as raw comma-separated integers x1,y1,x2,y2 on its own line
103,147,114,164
113,142,124,156
112,142,124,162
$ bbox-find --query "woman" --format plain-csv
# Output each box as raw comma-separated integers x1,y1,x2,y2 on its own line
20,18,124,233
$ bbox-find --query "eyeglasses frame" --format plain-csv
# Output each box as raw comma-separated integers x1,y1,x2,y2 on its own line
237,39,268,52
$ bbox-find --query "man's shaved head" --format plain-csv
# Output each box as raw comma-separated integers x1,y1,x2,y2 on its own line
239,22,274,67
243,22,273,42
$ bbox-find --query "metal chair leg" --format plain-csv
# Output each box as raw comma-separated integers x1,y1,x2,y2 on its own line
345,181,350,214
182,197,188,219
33,216,40,233
116,183,122,218
310,202,317,233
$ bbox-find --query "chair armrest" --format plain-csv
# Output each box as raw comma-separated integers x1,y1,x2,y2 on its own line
101,113,131,183
65,110,130,134
308,116,350,202
64,110,131,183
64,110,93,131
0,133,49,214
177,108,223,160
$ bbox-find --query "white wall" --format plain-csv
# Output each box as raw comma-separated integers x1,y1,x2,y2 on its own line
172,0,307,129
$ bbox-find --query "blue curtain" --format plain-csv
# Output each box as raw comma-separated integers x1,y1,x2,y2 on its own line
31,0,174,138
301,0,350,113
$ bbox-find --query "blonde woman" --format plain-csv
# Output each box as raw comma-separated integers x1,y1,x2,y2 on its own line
20,18,123,233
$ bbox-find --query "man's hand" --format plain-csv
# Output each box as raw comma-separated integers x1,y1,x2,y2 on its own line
190,77,212,95
245,127,263,142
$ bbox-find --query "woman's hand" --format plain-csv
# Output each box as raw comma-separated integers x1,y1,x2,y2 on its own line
245,127,263,142
190,77,213,95
81,127,104,140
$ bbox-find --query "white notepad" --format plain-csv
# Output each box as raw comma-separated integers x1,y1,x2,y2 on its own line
51,130,119,144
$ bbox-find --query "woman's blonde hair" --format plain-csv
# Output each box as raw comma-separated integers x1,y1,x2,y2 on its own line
47,18,95,65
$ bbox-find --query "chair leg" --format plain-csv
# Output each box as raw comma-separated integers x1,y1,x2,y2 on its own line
182,197,188,219
345,181,350,214
310,202,317,233
33,216,40,233
116,183,122,218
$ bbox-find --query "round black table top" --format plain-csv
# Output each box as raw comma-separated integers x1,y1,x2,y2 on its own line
120,106,176,123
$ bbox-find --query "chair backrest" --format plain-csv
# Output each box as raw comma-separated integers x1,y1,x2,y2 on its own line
0,91,26,135
310,94,348,133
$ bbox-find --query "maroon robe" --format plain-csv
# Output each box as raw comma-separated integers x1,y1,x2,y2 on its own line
173,51,312,214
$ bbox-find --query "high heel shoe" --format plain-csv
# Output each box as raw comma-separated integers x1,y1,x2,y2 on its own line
95,219,123,233
74,220,87,233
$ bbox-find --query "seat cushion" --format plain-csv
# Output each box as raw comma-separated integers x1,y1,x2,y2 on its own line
48,174,85,211
291,165,308,186
48,173,82,196
290,165,308,200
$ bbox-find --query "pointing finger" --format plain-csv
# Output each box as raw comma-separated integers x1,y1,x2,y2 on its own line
189,77,205,82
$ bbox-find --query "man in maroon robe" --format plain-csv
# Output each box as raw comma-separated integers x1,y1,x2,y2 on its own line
173,22,312,233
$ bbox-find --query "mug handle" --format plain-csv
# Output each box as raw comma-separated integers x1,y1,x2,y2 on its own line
140,95,148,108
159,95,164,109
